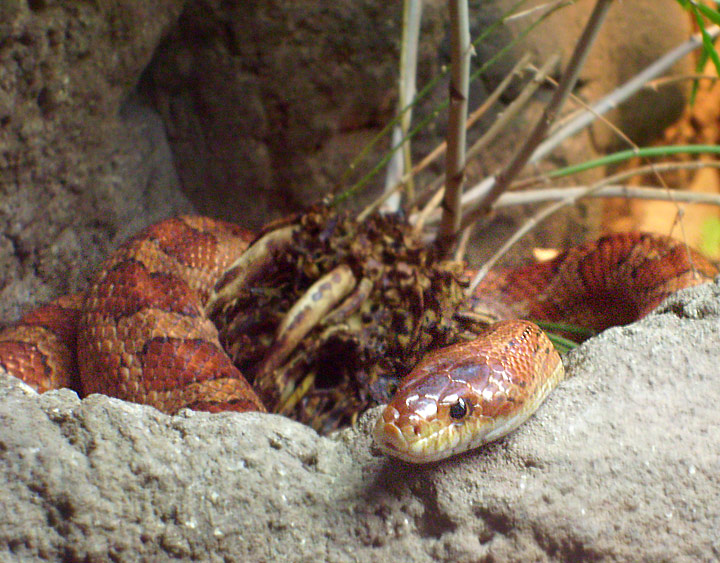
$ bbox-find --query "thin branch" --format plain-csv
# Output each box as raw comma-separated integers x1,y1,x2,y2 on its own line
383,0,423,213
468,0,614,222
454,224,475,262
413,53,560,232
420,161,720,227
438,0,472,248
504,0,574,23
412,187,446,234
358,54,532,223
459,145,720,228
495,184,720,208
530,25,720,165
645,74,720,90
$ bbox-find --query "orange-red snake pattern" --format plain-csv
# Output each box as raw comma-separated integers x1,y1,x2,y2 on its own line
0,217,264,414
0,217,716,461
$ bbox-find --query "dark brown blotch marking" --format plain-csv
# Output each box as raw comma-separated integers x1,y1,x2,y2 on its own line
19,302,81,344
143,217,219,270
92,260,202,320
139,336,239,391
137,336,264,413
184,397,262,414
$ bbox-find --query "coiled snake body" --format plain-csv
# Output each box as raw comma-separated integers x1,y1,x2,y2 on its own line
0,216,716,463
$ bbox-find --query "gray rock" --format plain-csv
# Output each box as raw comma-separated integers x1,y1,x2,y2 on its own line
2,280,719,562
0,2,190,322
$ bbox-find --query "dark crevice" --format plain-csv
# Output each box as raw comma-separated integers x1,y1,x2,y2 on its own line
473,505,514,537
532,524,604,561
412,483,457,539
27,0,49,11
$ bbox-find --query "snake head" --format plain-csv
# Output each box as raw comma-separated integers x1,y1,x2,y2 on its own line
373,320,564,463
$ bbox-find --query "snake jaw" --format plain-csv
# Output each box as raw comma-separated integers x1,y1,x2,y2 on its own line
373,387,486,463
373,403,491,463
373,404,445,463
373,396,546,463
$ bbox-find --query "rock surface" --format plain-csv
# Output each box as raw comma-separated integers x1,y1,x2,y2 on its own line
1,280,719,562
0,1,191,321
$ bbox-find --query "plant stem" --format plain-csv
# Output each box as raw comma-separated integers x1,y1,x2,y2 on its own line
438,0,471,250
384,0,423,213
412,54,559,232
531,25,720,164
468,0,614,222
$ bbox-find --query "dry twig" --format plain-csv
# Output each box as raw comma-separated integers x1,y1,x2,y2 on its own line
438,0,472,250
463,0,615,226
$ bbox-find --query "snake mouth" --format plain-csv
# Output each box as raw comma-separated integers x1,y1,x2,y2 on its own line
373,420,438,463
373,395,543,463
373,418,409,456
373,405,429,462
373,405,470,463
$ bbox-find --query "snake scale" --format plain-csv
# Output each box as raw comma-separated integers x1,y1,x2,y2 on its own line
0,216,716,463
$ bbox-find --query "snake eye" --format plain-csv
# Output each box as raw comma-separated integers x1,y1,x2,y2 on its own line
449,398,470,420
